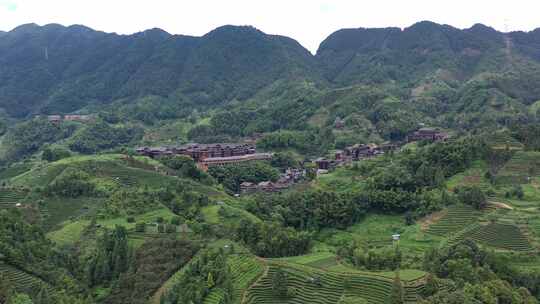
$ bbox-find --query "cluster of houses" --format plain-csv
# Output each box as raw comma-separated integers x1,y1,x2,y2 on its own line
314,142,398,172
240,168,305,194
136,143,272,172
136,143,256,160
39,114,94,123
313,127,449,173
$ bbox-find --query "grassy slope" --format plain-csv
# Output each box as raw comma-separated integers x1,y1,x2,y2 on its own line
440,152,540,255
317,213,441,257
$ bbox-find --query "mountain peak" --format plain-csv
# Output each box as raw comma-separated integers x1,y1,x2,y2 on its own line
204,25,263,38
66,24,95,33
10,23,40,33
406,20,447,31
134,28,171,39
468,23,498,33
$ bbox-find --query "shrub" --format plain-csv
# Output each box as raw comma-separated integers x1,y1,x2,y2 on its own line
45,167,95,197
455,185,487,209
42,146,72,162
170,216,181,225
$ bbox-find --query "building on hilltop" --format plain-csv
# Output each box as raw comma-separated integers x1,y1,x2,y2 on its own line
197,153,272,172
240,182,257,194
334,117,345,129
407,128,449,142
136,143,272,172
64,114,93,122
136,143,256,161
344,143,384,160
47,115,62,123
43,114,93,123
315,158,331,170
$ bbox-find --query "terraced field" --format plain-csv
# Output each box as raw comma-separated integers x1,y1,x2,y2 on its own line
452,223,534,252
0,188,27,209
0,262,53,294
0,163,32,181
9,156,174,189
227,254,265,303
246,264,345,304
446,160,491,192
204,288,227,304
273,252,337,269
245,262,425,304
426,205,484,236
496,151,540,185
89,161,171,187
486,131,524,150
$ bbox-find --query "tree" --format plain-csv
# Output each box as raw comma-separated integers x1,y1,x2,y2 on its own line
8,293,34,304
35,283,51,304
388,272,404,304
0,273,13,303
158,155,209,182
42,146,71,162
271,152,298,169
404,212,415,226
207,272,215,288
456,186,487,210
45,167,95,197
422,273,438,297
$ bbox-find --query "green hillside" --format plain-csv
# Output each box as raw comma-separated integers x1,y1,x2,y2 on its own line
0,262,54,295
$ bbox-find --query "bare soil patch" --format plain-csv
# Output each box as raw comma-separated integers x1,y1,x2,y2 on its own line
419,210,447,231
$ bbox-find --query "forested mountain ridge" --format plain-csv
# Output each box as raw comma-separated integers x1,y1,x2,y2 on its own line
2,21,540,163
0,23,318,118
2,21,540,120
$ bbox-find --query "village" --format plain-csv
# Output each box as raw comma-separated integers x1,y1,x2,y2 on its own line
135,127,449,195
314,127,449,173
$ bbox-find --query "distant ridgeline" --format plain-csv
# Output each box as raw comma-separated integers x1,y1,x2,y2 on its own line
0,21,540,128
1,21,540,164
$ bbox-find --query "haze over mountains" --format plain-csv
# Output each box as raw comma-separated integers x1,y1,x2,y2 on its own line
2,21,540,120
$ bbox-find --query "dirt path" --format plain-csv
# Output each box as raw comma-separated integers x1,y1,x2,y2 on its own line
489,201,514,210
150,282,168,304
503,35,517,69
419,210,447,231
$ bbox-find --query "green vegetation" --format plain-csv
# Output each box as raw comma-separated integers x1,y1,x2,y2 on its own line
452,223,533,252
209,162,279,193
0,188,27,209
1,21,540,304
245,261,425,304
426,205,484,236
496,151,540,184
0,119,76,162
0,262,54,296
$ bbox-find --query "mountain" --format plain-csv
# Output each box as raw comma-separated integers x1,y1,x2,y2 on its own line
317,21,513,85
0,23,318,118
1,21,540,154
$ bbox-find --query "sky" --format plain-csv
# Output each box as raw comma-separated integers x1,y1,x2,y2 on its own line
1,0,540,53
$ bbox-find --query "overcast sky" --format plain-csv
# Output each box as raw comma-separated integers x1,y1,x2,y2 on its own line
1,0,539,53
